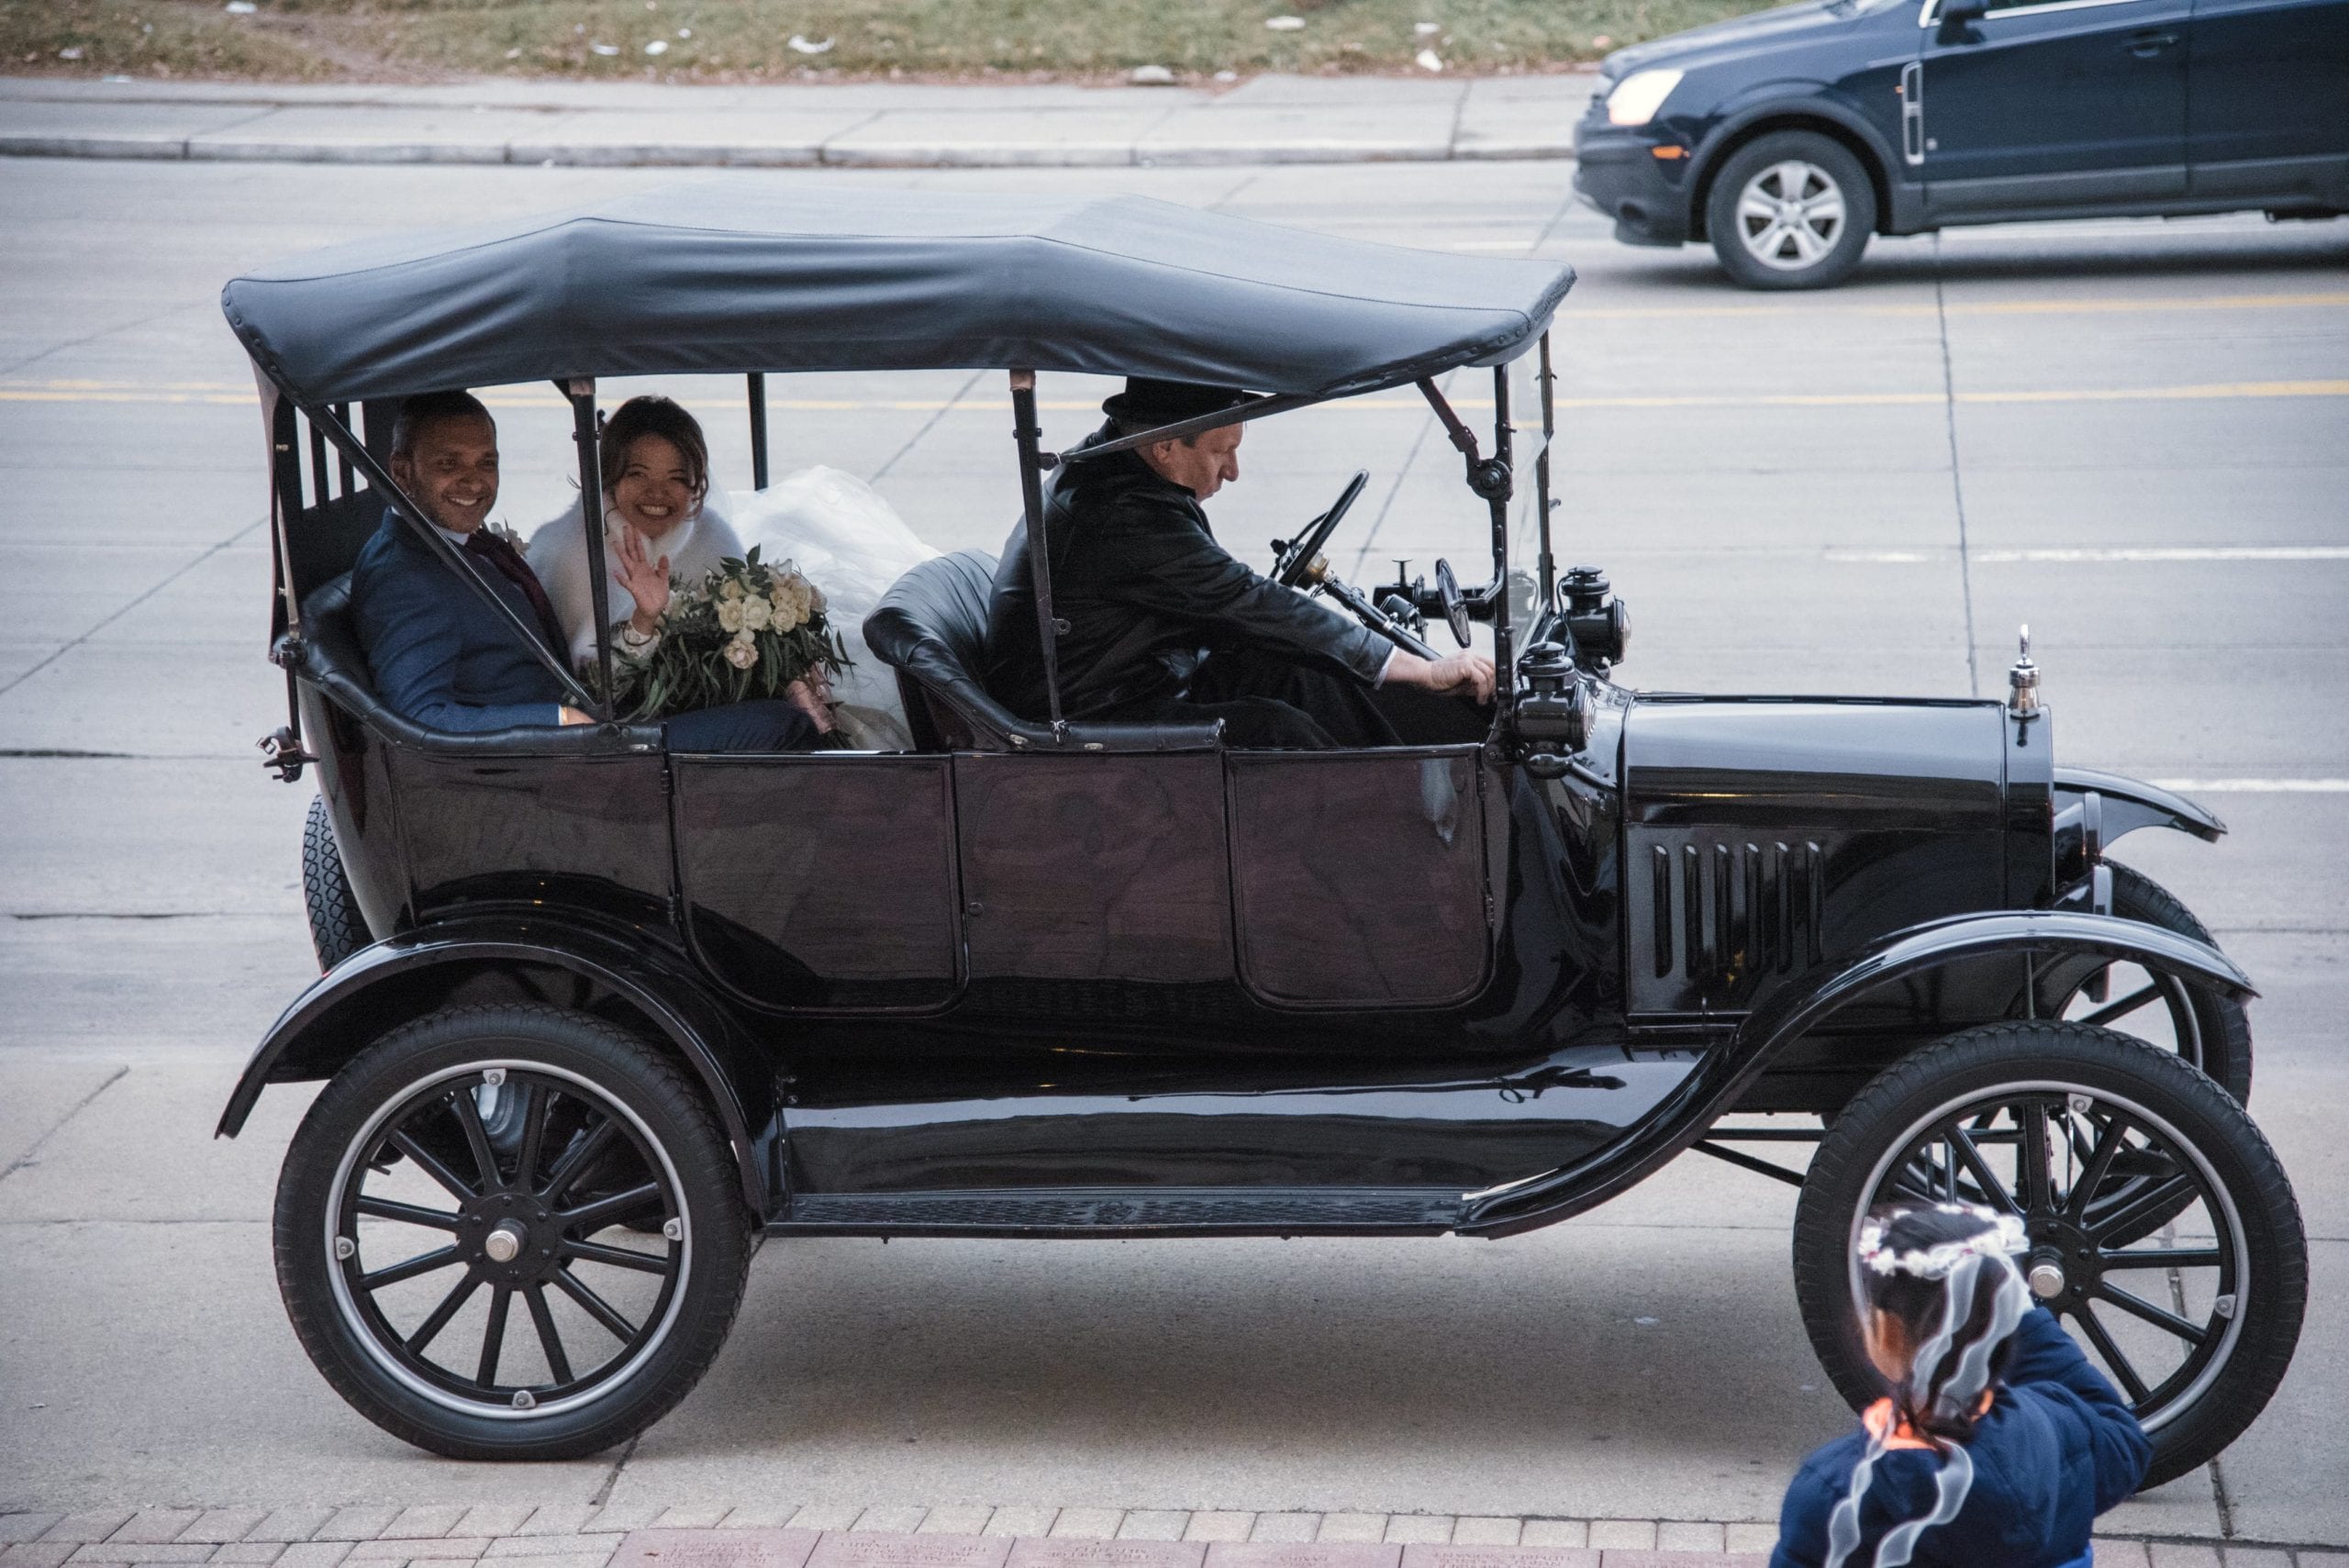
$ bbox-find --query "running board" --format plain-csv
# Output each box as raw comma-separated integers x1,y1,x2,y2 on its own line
769,1187,1464,1238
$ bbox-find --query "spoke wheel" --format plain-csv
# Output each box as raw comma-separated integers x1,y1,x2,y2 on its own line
2048,862,2252,1102
1794,1021,2304,1490
275,1004,751,1460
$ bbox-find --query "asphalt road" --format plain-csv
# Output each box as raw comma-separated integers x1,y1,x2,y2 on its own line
0,154,2344,1544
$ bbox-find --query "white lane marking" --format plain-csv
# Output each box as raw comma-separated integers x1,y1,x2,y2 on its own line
2147,779,2349,793
1571,289,2349,320
1828,547,2349,563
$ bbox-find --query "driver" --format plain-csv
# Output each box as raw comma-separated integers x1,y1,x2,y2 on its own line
983,378,1494,749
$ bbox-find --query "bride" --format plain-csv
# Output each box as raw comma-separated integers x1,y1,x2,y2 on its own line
526,395,932,749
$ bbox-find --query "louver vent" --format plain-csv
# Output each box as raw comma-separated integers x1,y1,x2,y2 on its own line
1650,840,1824,984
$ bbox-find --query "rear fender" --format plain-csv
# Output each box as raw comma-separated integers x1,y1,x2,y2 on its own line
1457,910,2250,1237
214,914,774,1211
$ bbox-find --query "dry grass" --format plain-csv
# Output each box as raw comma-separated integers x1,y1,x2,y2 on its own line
4,0,1780,82
5,0,339,78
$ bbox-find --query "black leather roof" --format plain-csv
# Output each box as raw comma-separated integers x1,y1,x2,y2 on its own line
221,182,1575,406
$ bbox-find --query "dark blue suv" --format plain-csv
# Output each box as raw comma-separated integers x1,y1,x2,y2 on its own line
1574,0,2349,286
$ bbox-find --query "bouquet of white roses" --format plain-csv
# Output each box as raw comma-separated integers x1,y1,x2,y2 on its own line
599,546,848,724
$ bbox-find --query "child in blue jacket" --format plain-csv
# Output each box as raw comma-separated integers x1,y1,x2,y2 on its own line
1772,1203,2152,1568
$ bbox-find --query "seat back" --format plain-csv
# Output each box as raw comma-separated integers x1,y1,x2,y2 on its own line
293,571,661,757
863,551,1030,751
863,552,1221,754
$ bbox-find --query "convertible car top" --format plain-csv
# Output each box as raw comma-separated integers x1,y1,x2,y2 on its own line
219,183,1577,406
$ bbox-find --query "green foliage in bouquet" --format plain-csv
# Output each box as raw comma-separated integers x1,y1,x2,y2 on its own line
597,546,848,722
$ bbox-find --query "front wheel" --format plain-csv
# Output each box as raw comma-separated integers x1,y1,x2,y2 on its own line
1705,131,1876,290
1792,1020,2305,1490
2051,861,2252,1102
273,1004,752,1460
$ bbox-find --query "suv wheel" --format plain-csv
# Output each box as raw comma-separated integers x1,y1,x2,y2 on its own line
273,1004,753,1460
1706,131,1876,290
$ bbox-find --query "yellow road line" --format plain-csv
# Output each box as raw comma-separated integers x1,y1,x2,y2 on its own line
4,381,2343,411
1963,379,2349,403
1553,379,2349,409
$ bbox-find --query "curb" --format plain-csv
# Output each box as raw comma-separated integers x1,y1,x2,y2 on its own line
0,72,1589,169
5,1507,2342,1563
0,136,1577,169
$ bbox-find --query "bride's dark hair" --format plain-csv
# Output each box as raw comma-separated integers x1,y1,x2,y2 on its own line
599,395,710,507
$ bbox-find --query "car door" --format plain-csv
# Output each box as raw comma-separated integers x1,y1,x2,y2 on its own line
952,749,1235,991
2186,0,2349,202
1227,747,1491,1009
1918,0,2190,218
673,752,963,1010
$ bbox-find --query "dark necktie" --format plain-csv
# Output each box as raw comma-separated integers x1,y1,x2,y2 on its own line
463,529,569,657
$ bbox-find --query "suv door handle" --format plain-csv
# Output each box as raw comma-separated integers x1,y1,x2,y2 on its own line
2126,28,2180,55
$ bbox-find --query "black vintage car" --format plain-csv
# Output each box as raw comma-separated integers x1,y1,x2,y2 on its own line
218,184,2302,1477
1574,0,2349,286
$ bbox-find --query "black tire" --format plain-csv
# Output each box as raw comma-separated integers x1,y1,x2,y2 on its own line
303,795,369,972
273,1004,752,1461
1705,130,1877,290
2067,861,2253,1102
1794,1021,2305,1491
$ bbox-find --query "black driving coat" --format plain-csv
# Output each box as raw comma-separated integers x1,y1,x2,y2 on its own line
983,427,1390,721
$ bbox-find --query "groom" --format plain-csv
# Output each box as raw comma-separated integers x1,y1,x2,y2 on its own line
350,390,814,750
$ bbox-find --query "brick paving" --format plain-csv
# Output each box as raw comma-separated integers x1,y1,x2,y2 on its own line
1,1511,2341,1568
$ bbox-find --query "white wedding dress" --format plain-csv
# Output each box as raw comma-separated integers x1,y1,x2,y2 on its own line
523,468,935,751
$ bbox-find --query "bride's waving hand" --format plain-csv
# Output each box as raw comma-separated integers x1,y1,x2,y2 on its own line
610,518,672,643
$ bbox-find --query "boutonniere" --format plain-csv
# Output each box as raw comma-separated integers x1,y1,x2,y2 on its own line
483,520,523,547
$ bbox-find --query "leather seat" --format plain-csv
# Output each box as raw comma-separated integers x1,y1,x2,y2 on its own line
292,571,660,757
863,551,1220,754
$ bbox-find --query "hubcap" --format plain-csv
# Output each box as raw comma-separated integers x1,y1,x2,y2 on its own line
483,1220,527,1265
1736,160,1845,271
2028,1259,2068,1299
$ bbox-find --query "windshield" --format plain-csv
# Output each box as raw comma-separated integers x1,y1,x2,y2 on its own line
1502,337,1553,628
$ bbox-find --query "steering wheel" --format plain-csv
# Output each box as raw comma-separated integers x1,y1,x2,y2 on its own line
1273,471,1369,588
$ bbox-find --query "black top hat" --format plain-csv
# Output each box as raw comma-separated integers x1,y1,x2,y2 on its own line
1101,377,1252,428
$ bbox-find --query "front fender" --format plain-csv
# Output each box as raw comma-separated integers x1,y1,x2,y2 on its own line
214,913,774,1211
2056,766,2226,846
1687,88,1906,220
1457,910,2250,1237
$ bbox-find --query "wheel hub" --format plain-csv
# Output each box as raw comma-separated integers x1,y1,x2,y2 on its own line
2022,1216,2099,1308
462,1190,560,1284
482,1220,527,1265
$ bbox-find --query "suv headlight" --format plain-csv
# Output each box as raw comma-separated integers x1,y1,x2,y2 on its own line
1606,68,1685,127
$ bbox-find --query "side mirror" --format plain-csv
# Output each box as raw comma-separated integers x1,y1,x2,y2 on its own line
1938,0,1989,38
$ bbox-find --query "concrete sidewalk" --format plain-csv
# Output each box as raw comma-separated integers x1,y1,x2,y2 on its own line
0,72,1588,169
3,1508,2332,1568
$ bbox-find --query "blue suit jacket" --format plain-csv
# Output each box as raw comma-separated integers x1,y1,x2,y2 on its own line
350,510,567,733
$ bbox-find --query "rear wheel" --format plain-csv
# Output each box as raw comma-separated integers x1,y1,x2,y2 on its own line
1705,130,1876,290
273,1004,752,1460
303,795,368,972
1793,1021,2305,1490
